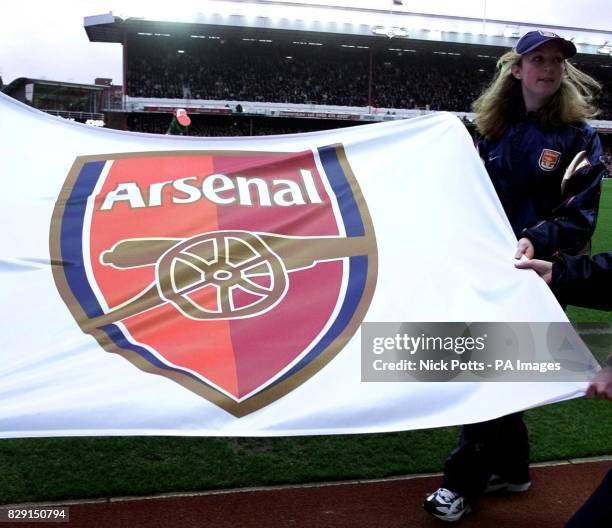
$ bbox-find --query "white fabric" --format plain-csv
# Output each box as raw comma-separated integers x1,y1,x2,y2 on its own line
0,93,583,438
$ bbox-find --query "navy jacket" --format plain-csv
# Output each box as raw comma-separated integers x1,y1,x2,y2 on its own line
552,252,612,311
478,114,607,257
552,252,612,367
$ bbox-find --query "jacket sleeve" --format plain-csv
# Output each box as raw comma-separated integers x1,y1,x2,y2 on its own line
522,127,607,257
552,252,612,311
476,138,490,163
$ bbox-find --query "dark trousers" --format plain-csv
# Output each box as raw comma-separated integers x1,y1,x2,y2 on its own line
566,469,612,528
441,412,530,505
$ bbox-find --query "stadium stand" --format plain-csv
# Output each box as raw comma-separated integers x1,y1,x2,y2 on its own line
1,78,115,123
126,38,370,106
125,40,609,112
122,36,612,116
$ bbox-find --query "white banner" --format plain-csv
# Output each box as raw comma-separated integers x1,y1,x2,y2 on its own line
0,93,586,438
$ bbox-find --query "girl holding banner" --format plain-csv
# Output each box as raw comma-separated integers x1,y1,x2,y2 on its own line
424,30,608,522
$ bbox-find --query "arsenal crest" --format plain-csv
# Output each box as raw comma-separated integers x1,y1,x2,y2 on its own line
538,149,561,171
50,147,377,416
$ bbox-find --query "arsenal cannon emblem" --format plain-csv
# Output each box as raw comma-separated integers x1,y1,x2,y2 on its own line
51,146,377,415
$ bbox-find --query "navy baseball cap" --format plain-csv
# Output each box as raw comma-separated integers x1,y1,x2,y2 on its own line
515,30,576,58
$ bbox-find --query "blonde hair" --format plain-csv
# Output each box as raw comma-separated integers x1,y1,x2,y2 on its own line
473,50,601,139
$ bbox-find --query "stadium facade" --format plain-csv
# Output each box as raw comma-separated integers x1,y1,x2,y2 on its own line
1,77,120,125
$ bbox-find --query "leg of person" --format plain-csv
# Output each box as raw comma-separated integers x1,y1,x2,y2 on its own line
424,418,502,521
487,412,531,492
565,469,612,528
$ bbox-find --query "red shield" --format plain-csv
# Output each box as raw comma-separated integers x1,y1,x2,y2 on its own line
50,147,377,416
539,149,561,171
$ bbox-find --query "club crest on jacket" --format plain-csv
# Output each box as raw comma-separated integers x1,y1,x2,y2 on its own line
539,149,561,171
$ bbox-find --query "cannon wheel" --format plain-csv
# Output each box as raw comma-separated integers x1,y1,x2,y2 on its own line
156,231,288,320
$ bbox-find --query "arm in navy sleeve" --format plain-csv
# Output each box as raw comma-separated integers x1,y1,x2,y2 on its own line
476,138,490,163
552,252,612,311
522,127,607,256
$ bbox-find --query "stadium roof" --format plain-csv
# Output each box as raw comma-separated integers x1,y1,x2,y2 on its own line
83,13,124,43
84,1,612,57
1,77,105,96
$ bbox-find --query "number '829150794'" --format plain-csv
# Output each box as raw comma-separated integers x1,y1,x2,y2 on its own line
0,507,69,523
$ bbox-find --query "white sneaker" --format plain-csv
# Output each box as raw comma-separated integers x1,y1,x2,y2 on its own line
423,487,471,522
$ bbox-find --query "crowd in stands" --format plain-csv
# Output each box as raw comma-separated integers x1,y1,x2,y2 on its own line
127,40,369,107
125,37,612,118
371,53,494,110
603,150,612,174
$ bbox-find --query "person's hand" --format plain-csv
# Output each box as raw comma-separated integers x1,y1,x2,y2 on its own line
514,258,553,285
586,367,612,400
515,238,535,259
